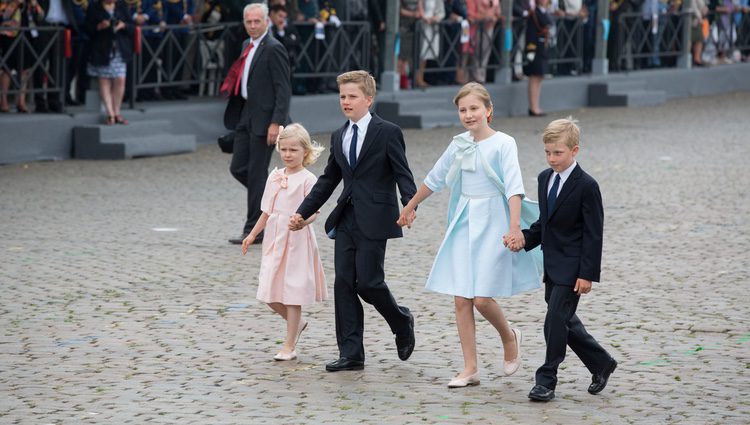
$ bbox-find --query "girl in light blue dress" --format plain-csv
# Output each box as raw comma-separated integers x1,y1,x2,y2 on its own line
398,83,542,388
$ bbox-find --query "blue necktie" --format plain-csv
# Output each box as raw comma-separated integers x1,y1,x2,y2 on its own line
547,174,561,216
349,124,358,169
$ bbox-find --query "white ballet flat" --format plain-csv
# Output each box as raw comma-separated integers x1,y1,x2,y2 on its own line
503,328,522,376
447,371,480,388
273,350,297,361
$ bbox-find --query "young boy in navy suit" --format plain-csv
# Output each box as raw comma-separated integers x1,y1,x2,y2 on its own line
290,71,417,372
506,117,617,401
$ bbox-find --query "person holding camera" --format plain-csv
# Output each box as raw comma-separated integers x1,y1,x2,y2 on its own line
85,0,133,125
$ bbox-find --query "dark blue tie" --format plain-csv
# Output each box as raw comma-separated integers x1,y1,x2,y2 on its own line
547,174,561,216
349,124,358,169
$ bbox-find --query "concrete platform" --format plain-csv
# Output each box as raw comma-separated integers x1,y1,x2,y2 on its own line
1,62,749,164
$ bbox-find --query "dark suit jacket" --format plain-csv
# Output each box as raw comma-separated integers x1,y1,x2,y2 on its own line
223,32,291,133
523,164,603,286
84,0,134,66
297,114,417,240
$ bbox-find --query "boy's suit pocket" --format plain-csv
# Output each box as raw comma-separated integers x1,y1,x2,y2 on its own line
372,191,396,205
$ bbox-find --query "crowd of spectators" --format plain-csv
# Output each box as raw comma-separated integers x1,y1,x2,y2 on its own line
1,0,748,114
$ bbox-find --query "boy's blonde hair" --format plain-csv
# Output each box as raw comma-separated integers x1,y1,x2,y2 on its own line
543,117,580,149
453,82,494,123
276,123,325,166
336,70,377,98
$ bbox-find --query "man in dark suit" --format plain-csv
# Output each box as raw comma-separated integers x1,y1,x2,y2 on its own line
225,3,291,244
507,117,616,401
268,4,300,88
289,70,417,372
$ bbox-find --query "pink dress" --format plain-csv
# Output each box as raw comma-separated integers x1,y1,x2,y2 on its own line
256,168,327,306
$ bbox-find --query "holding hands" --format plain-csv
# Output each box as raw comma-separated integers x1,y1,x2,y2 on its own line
503,228,525,252
396,207,417,228
289,213,306,231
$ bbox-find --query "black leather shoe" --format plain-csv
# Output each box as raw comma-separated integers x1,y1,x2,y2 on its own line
528,109,547,117
528,384,555,401
588,359,617,394
395,308,415,361
325,358,364,372
228,234,249,244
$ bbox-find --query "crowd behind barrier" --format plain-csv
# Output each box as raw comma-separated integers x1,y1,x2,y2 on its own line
1,0,749,114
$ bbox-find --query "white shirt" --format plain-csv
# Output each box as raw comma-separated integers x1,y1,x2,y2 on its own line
342,112,372,166
547,160,577,198
240,30,268,100
45,0,69,24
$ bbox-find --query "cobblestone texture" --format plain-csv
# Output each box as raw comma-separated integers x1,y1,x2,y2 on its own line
1,92,749,424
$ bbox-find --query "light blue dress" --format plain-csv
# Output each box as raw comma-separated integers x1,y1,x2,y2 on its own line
424,131,543,298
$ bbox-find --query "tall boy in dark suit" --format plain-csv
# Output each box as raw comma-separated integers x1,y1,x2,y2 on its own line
506,117,617,401
290,70,417,372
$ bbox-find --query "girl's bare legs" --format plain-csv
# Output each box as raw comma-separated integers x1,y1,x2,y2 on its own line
111,76,126,117
454,296,478,378
98,77,115,119
0,72,9,111
16,70,30,111
473,297,517,361
268,303,302,354
282,305,301,354
415,59,429,87
268,302,287,319
528,75,543,114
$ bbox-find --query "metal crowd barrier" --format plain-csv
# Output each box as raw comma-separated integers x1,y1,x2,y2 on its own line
293,21,371,78
412,16,585,84
703,11,750,62
614,11,689,71
129,21,370,104
0,26,66,110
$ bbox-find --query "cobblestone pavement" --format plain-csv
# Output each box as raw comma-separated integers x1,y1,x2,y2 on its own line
1,92,749,425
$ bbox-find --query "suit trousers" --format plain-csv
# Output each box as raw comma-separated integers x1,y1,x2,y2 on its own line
230,126,275,234
535,281,612,390
333,204,411,361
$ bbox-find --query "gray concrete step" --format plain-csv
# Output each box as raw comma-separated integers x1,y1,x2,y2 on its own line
588,81,666,107
97,119,174,141
73,123,197,160
419,110,461,129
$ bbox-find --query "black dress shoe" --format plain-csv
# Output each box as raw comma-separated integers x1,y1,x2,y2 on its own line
528,109,547,117
325,357,364,372
588,359,617,394
528,384,555,401
228,234,248,244
395,308,415,361
229,232,263,245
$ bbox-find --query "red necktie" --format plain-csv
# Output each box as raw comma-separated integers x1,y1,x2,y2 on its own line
234,42,254,96
220,41,254,98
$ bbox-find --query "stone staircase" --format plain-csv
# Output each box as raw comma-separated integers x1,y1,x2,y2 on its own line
73,119,197,160
588,80,667,107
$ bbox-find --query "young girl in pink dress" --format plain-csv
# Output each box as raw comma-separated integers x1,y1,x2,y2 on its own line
242,123,328,361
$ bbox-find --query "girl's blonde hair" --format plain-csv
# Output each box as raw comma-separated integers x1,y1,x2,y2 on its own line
276,123,325,166
453,82,494,123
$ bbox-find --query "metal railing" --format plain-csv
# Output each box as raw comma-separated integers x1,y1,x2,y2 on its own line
614,11,689,71
703,11,750,61
293,21,371,78
131,22,243,104
412,16,586,83
0,26,66,110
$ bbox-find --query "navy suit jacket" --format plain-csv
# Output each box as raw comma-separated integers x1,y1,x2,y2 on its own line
297,113,417,240
523,164,603,286
223,32,291,134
